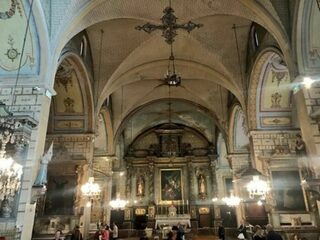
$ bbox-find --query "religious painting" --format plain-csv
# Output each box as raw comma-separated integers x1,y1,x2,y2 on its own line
124,208,131,220
148,206,155,219
161,135,179,157
44,176,76,215
136,175,145,197
190,206,197,219
271,171,305,211
160,169,182,201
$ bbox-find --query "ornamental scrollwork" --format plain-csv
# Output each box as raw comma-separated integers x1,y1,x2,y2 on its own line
0,0,17,20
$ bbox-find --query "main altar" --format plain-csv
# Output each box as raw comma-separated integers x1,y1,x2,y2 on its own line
154,204,191,229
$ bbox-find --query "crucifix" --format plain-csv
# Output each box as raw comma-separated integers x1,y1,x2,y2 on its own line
135,0,203,44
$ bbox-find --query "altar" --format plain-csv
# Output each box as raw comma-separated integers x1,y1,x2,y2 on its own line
154,214,191,229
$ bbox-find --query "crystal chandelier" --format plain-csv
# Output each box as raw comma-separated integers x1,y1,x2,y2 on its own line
246,175,269,199
81,177,101,200
109,198,127,209
222,191,241,207
0,103,24,217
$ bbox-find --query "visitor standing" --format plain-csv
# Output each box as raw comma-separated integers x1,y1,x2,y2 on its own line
176,223,185,240
112,222,118,240
218,222,225,240
253,225,266,240
103,225,110,240
238,219,247,240
54,230,63,240
266,224,283,240
71,226,83,240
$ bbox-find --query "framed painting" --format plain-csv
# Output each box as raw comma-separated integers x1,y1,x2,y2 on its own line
271,170,305,211
160,169,183,202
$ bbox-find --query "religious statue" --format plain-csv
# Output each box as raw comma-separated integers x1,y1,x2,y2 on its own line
295,134,306,157
136,175,145,197
198,175,207,197
34,143,53,186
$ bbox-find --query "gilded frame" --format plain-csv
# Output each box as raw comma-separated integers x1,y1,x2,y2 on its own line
160,169,183,203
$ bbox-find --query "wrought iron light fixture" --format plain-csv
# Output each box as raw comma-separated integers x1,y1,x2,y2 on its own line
165,44,181,87
135,0,203,45
136,0,203,86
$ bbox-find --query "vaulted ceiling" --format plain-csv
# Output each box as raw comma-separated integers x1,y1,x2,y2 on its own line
55,0,292,145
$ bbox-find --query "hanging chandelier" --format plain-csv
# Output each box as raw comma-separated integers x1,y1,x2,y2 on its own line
135,0,202,86
81,177,101,201
222,191,241,207
246,175,269,199
165,44,181,87
0,103,24,217
109,198,127,209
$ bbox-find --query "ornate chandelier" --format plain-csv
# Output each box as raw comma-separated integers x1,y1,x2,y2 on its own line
0,103,24,217
109,198,127,209
136,0,202,87
81,177,101,200
222,191,241,207
246,175,269,199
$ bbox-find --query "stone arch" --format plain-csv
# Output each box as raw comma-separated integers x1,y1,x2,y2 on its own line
295,0,320,75
248,48,293,130
48,52,94,133
113,98,226,151
228,104,250,153
99,107,114,155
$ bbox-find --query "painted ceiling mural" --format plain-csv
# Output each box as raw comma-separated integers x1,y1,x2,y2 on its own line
0,0,39,75
51,59,85,132
257,53,292,129
260,54,291,112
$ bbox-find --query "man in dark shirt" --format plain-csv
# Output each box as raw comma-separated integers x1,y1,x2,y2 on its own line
266,224,283,240
218,222,225,240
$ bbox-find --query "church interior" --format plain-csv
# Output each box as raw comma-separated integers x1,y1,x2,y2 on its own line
0,0,320,239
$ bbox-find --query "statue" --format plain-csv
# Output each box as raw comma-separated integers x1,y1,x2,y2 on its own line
295,134,306,157
198,175,206,195
136,175,145,197
34,143,53,186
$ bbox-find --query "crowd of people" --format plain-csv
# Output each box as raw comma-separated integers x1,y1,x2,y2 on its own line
93,222,118,240
234,221,283,240
53,222,118,240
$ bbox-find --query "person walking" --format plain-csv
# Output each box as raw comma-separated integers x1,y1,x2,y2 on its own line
266,224,283,240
